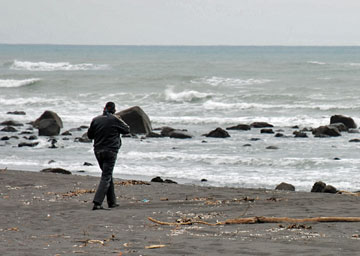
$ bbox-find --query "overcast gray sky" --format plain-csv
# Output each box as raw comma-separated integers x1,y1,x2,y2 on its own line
1,0,359,45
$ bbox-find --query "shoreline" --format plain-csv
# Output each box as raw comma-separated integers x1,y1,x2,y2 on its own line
1,169,359,255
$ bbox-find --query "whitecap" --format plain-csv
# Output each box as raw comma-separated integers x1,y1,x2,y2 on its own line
10,60,110,71
192,76,272,87
164,88,213,102
0,78,41,88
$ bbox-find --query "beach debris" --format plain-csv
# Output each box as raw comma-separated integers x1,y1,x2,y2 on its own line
114,180,150,186
148,216,360,226
145,244,167,249
160,197,168,201
337,191,360,196
6,227,19,232
285,224,312,230
142,199,150,203
61,189,95,197
77,239,105,247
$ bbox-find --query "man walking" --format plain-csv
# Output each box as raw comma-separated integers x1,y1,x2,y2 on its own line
87,102,130,210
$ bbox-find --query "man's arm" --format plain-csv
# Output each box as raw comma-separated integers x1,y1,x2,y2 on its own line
116,118,130,134
87,120,95,139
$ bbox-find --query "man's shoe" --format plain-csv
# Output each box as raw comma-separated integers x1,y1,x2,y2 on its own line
108,203,120,208
92,204,109,210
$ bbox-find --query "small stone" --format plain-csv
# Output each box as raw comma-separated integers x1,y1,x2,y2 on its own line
266,146,279,150
1,126,17,132
83,162,93,166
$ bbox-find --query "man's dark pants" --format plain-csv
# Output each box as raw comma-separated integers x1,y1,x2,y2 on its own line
93,150,117,206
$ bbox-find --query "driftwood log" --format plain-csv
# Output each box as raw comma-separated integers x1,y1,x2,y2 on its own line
148,216,360,226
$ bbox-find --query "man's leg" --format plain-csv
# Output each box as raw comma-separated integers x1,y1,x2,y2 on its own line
93,151,117,207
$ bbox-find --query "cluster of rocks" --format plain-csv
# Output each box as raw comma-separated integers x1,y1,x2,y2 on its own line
2,106,358,145
275,181,339,193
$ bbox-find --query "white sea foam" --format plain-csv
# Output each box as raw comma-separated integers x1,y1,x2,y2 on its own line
10,60,109,71
192,76,272,87
307,61,326,65
164,88,213,102
0,78,41,88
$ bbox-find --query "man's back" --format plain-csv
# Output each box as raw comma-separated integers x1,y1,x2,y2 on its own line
87,113,129,152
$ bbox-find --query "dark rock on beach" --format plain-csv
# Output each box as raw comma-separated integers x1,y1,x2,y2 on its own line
146,131,162,138
18,142,39,147
83,162,93,166
250,122,274,128
0,120,24,126
293,131,308,138
40,168,72,175
330,115,357,129
151,176,164,182
74,132,92,143
203,127,230,138
226,124,251,131
323,185,338,194
329,123,348,132
33,110,63,136
116,106,152,134
275,182,295,191
266,146,279,150
61,131,72,136
169,130,193,139
7,111,26,115
311,181,327,192
312,125,341,137
349,139,360,142
1,126,17,132
150,176,177,184
261,128,274,134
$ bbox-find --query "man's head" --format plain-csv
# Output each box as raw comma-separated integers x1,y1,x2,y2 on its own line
104,102,116,114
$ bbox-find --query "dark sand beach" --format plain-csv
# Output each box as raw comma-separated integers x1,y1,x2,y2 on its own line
1,169,359,256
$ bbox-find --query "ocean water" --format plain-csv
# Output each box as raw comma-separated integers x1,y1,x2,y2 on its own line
1,44,360,191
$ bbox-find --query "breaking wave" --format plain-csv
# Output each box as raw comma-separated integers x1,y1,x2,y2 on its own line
0,78,41,88
164,88,213,102
10,60,110,71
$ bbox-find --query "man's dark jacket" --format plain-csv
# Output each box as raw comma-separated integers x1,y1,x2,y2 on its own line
87,112,130,152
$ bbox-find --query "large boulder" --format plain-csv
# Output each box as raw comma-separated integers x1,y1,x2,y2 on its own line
312,125,341,137
33,111,63,136
115,106,152,134
330,115,356,129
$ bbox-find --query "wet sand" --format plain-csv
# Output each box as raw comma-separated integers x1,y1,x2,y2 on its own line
0,169,359,255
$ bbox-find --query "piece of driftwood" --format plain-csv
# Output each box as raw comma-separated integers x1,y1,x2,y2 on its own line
148,216,360,226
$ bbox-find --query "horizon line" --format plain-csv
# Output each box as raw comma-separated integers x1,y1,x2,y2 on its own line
1,43,360,47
